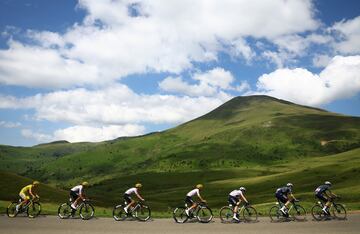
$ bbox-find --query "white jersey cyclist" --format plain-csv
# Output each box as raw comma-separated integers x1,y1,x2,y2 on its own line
229,189,243,198
71,185,84,196
123,183,145,213
187,188,200,197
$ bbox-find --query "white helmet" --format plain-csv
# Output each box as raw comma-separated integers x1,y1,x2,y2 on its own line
286,183,293,187
239,187,246,192
325,181,332,186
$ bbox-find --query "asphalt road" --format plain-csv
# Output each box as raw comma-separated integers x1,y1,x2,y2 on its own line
1,214,359,234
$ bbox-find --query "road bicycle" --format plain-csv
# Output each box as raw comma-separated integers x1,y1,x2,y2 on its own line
58,199,95,220
7,197,41,218
311,196,346,221
269,199,306,222
219,203,258,223
113,200,151,222
173,201,213,223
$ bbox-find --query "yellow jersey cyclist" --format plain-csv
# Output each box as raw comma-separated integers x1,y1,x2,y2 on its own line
185,184,206,217
315,181,338,215
123,183,145,214
17,181,40,211
275,183,298,216
228,186,248,221
70,182,89,210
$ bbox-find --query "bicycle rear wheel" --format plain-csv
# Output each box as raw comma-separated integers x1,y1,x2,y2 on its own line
290,205,306,221
196,206,213,223
242,206,258,222
113,204,127,221
219,206,233,223
311,204,325,221
27,202,41,218
58,203,72,219
80,203,95,220
7,202,18,218
332,204,346,220
269,205,284,222
135,205,151,221
173,207,188,223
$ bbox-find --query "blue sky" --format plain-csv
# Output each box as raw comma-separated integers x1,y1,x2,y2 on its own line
0,0,359,146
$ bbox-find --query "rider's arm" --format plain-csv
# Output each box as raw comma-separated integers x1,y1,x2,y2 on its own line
79,187,86,200
29,186,38,198
135,189,144,201
240,193,248,203
197,190,206,202
289,193,296,200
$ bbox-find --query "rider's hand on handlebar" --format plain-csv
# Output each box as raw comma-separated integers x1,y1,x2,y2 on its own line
202,200,207,203
294,199,300,202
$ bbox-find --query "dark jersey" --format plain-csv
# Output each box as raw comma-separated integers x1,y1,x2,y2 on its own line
276,186,292,195
315,184,330,194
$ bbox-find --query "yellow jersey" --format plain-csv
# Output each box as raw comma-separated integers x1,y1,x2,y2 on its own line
20,184,33,194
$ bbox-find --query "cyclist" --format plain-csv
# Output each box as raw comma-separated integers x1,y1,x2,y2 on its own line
185,184,206,217
123,183,145,214
315,181,337,215
275,183,298,216
16,181,40,211
70,182,89,210
228,186,248,221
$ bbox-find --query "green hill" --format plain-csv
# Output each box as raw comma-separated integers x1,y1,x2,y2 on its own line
0,95,359,213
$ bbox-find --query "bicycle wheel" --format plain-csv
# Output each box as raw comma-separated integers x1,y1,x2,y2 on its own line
242,206,258,222
196,206,213,223
290,205,306,221
27,202,41,218
219,206,233,223
7,202,18,218
135,205,151,221
332,204,347,220
173,207,188,223
113,204,127,221
311,204,325,221
80,203,95,220
58,203,72,219
269,205,284,222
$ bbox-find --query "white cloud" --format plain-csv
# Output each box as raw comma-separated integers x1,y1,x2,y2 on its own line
254,56,360,106
331,16,360,54
0,121,21,128
0,0,319,88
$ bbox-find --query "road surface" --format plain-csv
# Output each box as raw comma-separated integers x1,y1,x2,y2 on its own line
1,214,359,234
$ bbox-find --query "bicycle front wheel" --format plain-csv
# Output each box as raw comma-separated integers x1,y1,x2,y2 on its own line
332,204,347,220
219,206,233,223
290,205,306,221
311,204,325,221
27,202,41,218
196,206,213,223
242,206,258,222
7,202,18,218
58,203,72,219
135,205,151,221
80,203,95,220
173,207,188,223
113,204,127,221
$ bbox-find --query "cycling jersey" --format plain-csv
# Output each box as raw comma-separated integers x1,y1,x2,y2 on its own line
276,187,292,195
315,185,330,195
229,190,243,198
187,188,200,197
20,185,33,195
71,185,84,196
125,187,139,197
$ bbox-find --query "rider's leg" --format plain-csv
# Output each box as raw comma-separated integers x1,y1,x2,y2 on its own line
233,200,240,220
71,197,82,209
124,200,135,213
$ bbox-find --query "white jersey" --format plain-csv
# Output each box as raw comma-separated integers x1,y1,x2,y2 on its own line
187,188,200,197
71,185,84,195
229,189,243,197
125,187,139,196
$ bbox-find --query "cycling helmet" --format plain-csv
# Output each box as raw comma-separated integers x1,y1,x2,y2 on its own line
286,183,293,187
239,187,246,192
82,181,89,187
33,181,40,185
196,184,204,189
325,181,332,186
135,183,142,188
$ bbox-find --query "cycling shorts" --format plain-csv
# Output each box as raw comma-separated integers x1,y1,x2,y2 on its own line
228,195,239,206
70,190,79,201
315,193,328,202
19,193,30,200
124,194,132,204
185,196,194,207
275,192,288,204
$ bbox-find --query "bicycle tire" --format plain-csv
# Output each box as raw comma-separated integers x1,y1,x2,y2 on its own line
196,206,213,223
27,202,41,218
219,206,233,223
135,204,151,222
113,204,127,221
7,201,18,218
332,203,347,220
58,203,72,219
242,206,258,222
269,205,284,222
311,204,325,221
80,203,95,220
290,204,306,221
173,207,188,223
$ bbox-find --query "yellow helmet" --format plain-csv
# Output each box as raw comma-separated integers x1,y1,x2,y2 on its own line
82,181,89,187
135,183,142,188
196,184,203,189
33,181,40,185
